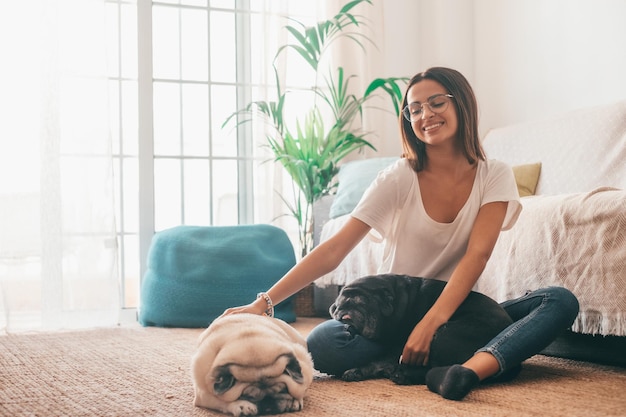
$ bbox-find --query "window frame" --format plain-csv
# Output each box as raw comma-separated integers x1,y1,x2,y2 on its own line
110,0,261,311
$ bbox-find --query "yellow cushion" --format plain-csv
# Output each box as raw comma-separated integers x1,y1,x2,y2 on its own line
512,162,542,197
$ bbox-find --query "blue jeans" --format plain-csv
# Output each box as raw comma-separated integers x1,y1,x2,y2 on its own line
306,286,579,376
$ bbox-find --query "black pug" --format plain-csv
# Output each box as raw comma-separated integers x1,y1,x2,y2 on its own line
329,273,514,385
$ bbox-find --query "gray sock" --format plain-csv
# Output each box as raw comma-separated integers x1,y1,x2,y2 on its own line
425,365,480,401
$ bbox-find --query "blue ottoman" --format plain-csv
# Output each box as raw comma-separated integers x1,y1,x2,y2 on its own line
138,224,296,327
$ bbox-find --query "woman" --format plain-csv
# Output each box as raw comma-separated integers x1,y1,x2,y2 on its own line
223,67,579,401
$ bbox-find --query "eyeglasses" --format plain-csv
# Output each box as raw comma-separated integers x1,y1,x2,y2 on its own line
402,94,454,122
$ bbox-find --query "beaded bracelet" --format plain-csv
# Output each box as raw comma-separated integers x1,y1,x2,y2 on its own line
256,292,274,318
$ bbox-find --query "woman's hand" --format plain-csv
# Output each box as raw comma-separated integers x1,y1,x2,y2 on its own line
400,320,438,367
219,297,266,318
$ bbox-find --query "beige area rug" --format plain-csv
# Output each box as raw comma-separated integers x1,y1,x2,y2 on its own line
1,318,624,417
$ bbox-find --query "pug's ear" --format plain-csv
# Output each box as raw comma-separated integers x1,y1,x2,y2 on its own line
329,301,340,318
283,354,304,384
212,366,236,395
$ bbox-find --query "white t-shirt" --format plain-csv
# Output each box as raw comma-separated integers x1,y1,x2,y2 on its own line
351,158,522,282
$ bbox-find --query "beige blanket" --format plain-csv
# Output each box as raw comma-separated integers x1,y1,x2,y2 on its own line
316,216,383,287
478,187,626,336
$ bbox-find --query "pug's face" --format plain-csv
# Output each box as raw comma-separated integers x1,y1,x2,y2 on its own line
330,276,398,340
191,314,314,416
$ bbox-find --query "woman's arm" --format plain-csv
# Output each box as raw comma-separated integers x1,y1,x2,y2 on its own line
222,216,372,316
401,201,509,366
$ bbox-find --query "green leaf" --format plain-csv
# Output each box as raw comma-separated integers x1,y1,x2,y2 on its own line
364,77,410,116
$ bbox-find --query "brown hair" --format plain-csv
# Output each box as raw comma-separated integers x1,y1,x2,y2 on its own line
399,67,485,172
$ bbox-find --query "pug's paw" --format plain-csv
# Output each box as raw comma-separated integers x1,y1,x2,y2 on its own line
341,368,366,382
390,369,412,385
273,394,303,413
390,365,428,386
226,400,258,417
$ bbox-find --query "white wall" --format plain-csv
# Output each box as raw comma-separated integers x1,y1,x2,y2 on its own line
345,0,423,158
474,0,626,137
372,0,626,155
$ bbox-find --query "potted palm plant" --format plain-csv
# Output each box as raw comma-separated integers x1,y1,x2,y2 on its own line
224,0,407,257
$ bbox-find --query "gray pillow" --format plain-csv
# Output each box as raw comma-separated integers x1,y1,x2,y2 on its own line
329,157,398,219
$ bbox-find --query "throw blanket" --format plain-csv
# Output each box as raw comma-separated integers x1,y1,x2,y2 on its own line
316,218,382,288
478,187,626,336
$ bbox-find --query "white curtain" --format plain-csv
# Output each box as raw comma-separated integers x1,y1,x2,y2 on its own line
249,2,329,253
324,0,396,161
0,0,119,333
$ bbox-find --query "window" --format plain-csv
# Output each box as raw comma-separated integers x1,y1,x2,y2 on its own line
106,0,320,309
106,0,140,309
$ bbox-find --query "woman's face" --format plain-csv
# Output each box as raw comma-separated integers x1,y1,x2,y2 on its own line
405,79,458,147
